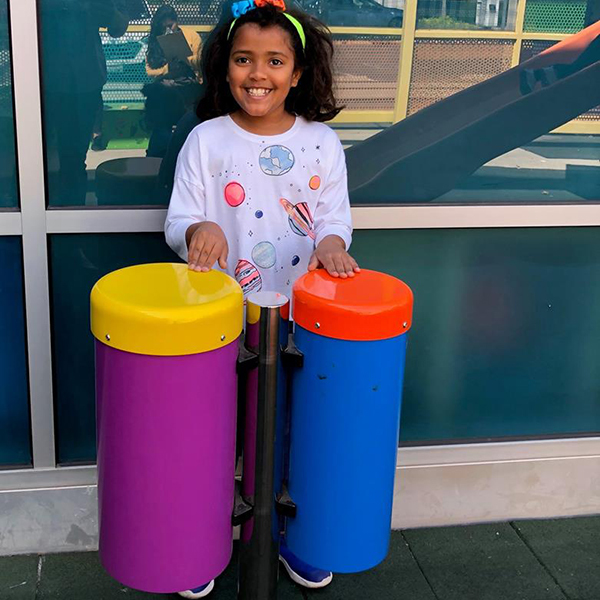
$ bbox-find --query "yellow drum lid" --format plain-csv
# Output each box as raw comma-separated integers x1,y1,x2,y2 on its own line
91,263,243,356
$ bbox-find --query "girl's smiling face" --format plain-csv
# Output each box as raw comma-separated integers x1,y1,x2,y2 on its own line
227,23,302,132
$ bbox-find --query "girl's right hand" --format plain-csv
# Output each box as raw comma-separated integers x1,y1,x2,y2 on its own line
186,222,228,272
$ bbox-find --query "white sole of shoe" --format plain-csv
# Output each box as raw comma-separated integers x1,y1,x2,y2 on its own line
279,555,333,589
177,579,215,599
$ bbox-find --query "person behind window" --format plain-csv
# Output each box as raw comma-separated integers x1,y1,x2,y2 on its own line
40,0,129,205
143,5,203,158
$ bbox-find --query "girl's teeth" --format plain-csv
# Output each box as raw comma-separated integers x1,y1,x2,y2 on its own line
248,88,270,97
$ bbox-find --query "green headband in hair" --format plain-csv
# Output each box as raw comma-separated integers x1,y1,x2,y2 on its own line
228,1,306,50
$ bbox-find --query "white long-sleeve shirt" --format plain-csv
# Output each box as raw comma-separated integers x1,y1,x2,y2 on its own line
165,115,353,298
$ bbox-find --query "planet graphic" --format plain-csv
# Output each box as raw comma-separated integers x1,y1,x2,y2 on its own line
235,259,262,295
252,241,277,269
259,145,295,176
224,181,245,207
309,175,321,190
291,255,300,266
255,210,263,219
280,198,315,239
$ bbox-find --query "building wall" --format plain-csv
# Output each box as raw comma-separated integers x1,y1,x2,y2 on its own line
1,0,599,554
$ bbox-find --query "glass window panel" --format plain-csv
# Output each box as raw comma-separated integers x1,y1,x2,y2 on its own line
298,0,405,28
37,0,600,207
38,0,179,207
50,229,600,461
344,29,600,205
0,238,31,467
351,228,600,444
49,233,180,465
0,0,18,209
417,0,519,30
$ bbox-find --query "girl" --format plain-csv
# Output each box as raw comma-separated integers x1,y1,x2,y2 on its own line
165,2,358,597
143,5,203,157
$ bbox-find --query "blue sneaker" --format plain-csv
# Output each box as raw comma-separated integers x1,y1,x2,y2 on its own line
178,580,215,598
279,541,333,589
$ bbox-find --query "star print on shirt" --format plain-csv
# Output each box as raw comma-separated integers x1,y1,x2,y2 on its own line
316,145,320,150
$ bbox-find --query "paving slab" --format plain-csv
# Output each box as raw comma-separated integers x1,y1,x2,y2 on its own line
210,547,304,600
0,554,38,600
304,531,436,600
36,552,169,599
403,522,567,600
35,546,303,600
513,517,600,600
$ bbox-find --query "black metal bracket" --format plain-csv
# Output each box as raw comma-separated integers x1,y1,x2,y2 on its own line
232,482,254,526
281,335,304,369
275,484,297,519
237,342,259,374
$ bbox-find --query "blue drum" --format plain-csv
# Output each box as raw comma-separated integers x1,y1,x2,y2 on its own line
286,269,413,573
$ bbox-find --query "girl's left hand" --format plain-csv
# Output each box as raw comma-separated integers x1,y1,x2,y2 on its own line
308,235,360,278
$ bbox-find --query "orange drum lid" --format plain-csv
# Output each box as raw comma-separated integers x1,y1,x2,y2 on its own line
292,269,413,341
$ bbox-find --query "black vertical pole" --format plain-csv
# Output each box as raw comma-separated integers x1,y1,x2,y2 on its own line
238,292,289,600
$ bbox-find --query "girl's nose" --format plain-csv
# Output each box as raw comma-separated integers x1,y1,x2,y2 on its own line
249,64,267,80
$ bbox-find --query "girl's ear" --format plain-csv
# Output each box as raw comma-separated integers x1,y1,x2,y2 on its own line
291,68,303,87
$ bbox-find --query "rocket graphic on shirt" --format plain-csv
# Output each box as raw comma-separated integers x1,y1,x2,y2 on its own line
280,198,315,239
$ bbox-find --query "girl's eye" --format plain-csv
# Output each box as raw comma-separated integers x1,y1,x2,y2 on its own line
235,57,250,64
270,58,283,66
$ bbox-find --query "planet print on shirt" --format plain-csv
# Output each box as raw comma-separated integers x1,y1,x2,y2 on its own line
291,255,300,266
280,198,315,240
309,175,321,190
252,241,277,269
259,145,295,176
235,259,262,295
224,181,245,207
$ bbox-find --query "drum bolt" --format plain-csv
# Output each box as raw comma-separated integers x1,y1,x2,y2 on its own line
105,334,111,341
403,322,408,328
221,334,226,341
315,322,321,329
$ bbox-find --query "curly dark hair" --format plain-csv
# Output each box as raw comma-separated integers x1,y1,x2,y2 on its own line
147,5,178,70
196,4,343,122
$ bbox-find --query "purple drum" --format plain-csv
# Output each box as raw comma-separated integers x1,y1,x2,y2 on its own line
91,264,243,593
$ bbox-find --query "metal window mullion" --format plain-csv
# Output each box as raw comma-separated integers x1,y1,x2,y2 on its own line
9,0,56,469
44,205,600,233
0,212,22,235
46,209,167,233
351,205,600,229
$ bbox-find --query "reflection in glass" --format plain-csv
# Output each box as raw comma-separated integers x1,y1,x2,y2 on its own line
297,0,404,28
417,0,518,30
39,0,130,206
142,4,203,158
345,16,600,204
0,0,17,209
50,233,179,464
37,0,600,207
333,34,402,110
352,228,600,443
0,238,31,467
524,0,586,34
39,1,211,207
